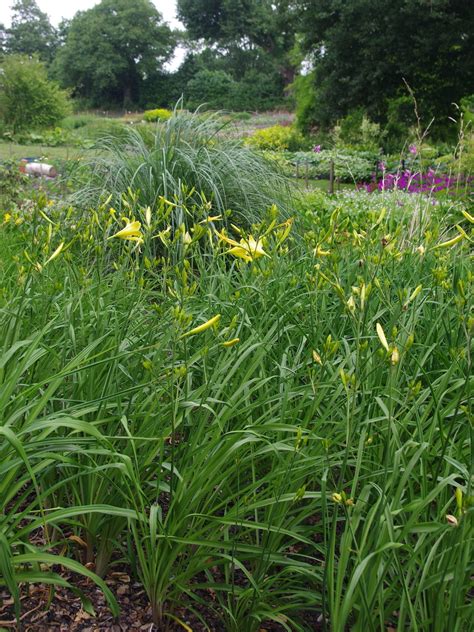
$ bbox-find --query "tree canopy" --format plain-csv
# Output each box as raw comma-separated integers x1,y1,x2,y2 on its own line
177,0,299,84
0,0,471,132
53,0,174,107
3,0,57,62
295,0,474,130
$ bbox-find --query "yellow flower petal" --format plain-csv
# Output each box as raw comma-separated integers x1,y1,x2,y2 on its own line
461,210,474,224
312,350,322,365
109,220,143,241
226,246,253,262
433,233,464,249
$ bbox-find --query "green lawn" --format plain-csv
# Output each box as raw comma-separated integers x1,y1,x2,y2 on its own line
0,142,91,162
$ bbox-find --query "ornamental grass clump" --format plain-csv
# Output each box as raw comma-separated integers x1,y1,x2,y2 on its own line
76,106,293,227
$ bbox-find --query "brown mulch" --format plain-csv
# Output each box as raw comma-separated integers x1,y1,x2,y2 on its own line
0,571,208,632
0,571,324,632
0,580,324,631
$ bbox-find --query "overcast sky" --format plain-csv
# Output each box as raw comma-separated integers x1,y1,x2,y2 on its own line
0,0,181,29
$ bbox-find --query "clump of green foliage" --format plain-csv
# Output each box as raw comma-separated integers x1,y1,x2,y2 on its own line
246,124,308,151
143,107,172,122
290,148,377,182
333,108,384,151
0,55,70,132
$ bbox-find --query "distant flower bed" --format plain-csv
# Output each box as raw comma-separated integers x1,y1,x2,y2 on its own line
359,170,473,194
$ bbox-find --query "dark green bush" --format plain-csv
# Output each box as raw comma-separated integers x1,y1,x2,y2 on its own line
383,96,416,152
186,70,236,110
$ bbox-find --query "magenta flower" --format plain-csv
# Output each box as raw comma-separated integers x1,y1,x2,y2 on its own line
409,144,417,155
313,145,321,153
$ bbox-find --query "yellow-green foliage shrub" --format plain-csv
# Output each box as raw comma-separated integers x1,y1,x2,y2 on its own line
143,108,172,122
246,124,307,151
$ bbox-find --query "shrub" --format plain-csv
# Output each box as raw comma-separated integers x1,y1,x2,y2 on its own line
186,70,236,110
246,124,308,151
294,72,320,132
230,68,286,111
333,108,383,151
0,55,70,133
143,108,172,122
384,96,416,153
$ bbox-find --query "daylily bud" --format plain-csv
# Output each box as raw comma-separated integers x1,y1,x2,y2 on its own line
376,323,389,352
446,514,458,527
390,347,400,365
181,314,221,338
455,487,463,511
312,350,322,365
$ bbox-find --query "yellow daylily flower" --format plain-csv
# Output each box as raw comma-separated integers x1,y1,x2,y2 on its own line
360,283,366,310
109,219,143,242
433,231,465,250
446,514,458,527
144,206,152,227
181,314,221,338
409,285,422,302
217,230,268,262
200,215,222,224
155,225,172,246
346,295,356,313
312,350,322,365
461,210,474,224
